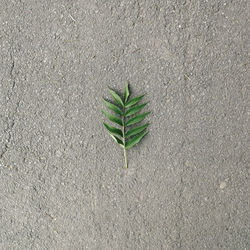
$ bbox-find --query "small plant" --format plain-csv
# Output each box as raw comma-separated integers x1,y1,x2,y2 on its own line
102,82,150,168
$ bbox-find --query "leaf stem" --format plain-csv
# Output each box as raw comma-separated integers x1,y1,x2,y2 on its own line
122,106,128,168
123,146,128,169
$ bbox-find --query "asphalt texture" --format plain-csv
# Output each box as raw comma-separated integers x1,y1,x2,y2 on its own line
0,0,249,249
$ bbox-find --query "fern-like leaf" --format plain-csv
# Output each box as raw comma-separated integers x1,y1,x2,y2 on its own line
102,83,150,168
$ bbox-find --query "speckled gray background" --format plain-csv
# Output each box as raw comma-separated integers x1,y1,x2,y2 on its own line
0,0,249,249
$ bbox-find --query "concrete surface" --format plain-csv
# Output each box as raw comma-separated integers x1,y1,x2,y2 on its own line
0,0,249,249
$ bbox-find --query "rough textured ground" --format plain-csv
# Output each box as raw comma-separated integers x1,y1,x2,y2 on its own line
0,0,249,249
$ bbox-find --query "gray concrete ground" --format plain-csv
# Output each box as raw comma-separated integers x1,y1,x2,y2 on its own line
0,0,249,249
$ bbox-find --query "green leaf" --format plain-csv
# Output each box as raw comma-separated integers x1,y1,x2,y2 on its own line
125,130,148,149
102,83,150,168
103,99,122,116
126,123,149,138
125,95,144,108
102,110,122,126
124,82,129,103
126,112,150,126
109,89,124,107
103,123,123,137
125,102,148,117
110,134,124,147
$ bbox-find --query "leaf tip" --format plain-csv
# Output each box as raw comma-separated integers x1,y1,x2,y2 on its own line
124,81,130,103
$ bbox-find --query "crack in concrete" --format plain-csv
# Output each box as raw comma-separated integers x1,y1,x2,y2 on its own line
0,51,20,159
0,133,11,159
8,48,16,92
10,59,16,90
0,100,20,159
177,172,184,249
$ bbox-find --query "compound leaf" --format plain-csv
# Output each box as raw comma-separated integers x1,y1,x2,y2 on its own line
102,83,150,168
